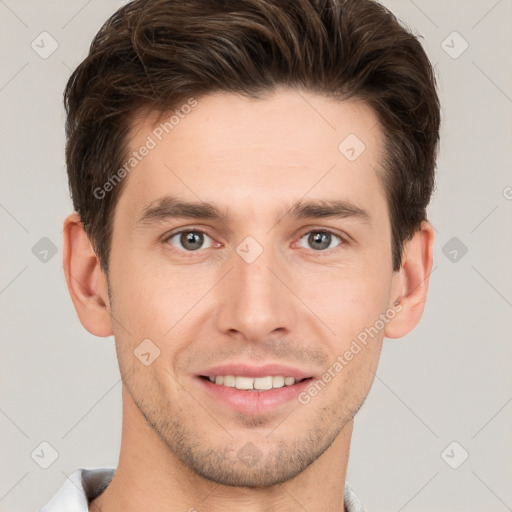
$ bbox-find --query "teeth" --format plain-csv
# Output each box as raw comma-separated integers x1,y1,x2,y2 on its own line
207,375,299,390
236,376,255,390
272,376,285,388
253,376,272,390
222,375,236,387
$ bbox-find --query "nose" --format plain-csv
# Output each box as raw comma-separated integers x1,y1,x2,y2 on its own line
214,243,297,342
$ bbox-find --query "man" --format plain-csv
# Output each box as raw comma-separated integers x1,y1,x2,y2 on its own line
40,0,440,510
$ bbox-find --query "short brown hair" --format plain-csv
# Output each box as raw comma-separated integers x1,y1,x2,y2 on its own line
64,0,440,273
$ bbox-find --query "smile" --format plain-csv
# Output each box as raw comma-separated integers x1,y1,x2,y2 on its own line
202,375,309,391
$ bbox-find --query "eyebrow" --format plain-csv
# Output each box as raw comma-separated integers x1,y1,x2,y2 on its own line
136,196,229,226
135,195,371,227
288,199,370,223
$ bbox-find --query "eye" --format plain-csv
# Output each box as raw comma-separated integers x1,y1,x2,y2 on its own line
167,230,214,251
297,230,344,251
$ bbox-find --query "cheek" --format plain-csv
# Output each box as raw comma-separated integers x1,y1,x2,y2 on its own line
109,263,221,379
297,265,390,341
110,253,200,336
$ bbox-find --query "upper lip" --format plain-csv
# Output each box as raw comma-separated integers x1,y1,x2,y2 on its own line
197,363,313,380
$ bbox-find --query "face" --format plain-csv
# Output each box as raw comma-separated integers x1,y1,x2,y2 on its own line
106,88,400,487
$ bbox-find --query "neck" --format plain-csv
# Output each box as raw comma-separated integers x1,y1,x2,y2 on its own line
90,386,353,512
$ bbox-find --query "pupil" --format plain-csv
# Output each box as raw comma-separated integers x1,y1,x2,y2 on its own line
309,232,330,250
181,231,203,250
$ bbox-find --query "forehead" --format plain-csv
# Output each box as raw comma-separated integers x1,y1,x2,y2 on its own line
116,88,387,224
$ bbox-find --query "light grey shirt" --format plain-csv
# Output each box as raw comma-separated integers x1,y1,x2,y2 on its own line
39,467,368,511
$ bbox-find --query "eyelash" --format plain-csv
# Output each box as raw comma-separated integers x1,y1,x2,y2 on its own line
163,227,348,255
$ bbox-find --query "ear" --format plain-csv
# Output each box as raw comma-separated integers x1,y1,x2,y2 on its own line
385,220,435,339
62,213,113,337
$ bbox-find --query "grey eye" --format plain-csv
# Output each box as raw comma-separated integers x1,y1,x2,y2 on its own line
168,231,213,251
298,231,342,251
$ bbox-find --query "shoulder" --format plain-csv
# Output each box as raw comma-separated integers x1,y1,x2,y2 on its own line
38,467,115,512
344,481,368,512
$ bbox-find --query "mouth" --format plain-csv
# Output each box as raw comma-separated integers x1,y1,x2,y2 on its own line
195,374,314,415
198,374,313,391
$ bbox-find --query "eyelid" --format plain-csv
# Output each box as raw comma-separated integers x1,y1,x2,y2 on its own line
295,226,349,244
163,225,213,239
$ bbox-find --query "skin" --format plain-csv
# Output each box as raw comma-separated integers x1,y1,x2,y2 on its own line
63,87,434,512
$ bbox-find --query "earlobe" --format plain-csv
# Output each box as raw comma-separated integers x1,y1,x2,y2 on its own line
384,221,435,339
62,213,113,337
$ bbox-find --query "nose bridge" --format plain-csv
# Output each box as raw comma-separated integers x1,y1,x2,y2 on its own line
214,237,296,340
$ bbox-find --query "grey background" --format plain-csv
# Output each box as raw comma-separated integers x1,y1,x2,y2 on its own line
1,0,511,510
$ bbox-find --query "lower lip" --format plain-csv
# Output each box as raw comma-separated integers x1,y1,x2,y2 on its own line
196,377,313,415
